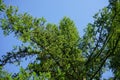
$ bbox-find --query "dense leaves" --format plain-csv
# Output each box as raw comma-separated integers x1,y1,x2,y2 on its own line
0,0,120,80
0,0,84,79
80,0,120,79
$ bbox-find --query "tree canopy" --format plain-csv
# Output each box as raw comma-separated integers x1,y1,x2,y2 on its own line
0,0,120,80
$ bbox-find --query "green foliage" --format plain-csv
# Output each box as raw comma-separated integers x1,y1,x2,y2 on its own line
0,0,84,79
0,67,11,80
0,66,51,80
0,0,6,12
80,0,120,79
0,0,120,80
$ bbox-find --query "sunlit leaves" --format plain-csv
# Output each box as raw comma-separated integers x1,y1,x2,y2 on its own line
0,0,120,79
0,1,84,79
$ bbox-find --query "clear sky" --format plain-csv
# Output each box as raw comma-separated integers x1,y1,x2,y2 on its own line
0,0,113,79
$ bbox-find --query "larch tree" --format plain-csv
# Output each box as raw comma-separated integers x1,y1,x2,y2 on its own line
80,0,120,79
0,0,85,79
0,0,120,80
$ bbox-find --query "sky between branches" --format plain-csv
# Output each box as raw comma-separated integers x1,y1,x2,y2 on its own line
0,0,113,79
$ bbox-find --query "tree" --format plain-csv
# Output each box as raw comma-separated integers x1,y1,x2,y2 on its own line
0,0,120,80
0,0,85,79
80,0,120,79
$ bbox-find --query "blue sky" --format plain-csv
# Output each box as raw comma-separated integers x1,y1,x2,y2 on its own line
4,0,109,35
0,0,113,79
